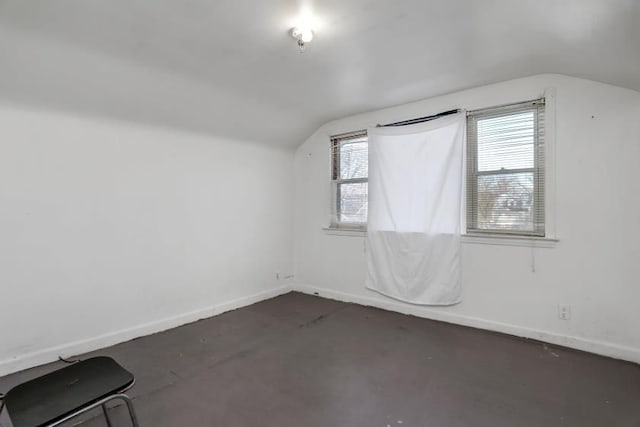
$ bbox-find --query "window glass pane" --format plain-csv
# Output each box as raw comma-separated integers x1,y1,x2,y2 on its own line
477,172,534,231
340,140,368,179
339,182,368,224
477,112,534,171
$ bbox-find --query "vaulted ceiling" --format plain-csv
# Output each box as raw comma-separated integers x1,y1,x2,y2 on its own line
0,0,638,147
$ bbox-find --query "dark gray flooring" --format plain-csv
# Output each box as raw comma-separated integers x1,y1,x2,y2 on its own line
1,292,639,427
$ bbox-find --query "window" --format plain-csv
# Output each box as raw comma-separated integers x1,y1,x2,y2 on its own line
330,131,368,228
466,99,545,236
328,99,546,237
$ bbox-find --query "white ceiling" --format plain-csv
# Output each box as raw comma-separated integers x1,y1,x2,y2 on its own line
0,0,638,147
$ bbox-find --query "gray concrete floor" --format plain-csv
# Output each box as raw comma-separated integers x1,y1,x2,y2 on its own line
1,292,640,427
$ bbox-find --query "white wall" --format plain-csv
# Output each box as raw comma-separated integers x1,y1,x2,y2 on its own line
293,74,640,363
2,73,638,376
0,104,294,375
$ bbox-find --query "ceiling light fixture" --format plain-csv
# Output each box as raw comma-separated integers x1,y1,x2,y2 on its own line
291,27,313,53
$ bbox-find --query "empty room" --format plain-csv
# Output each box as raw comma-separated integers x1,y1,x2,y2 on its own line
1,1,639,426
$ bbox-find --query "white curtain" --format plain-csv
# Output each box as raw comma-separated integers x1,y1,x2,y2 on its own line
366,113,465,305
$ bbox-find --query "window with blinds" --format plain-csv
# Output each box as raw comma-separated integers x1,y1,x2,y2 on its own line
466,99,545,236
330,131,368,228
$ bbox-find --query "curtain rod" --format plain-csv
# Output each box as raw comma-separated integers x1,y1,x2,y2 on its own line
377,108,461,128
371,97,543,129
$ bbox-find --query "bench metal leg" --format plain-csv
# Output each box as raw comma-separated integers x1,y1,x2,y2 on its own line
120,394,140,427
47,393,139,427
101,403,113,427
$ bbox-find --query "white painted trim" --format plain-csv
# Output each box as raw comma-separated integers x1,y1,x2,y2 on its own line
323,227,367,237
543,86,558,241
322,228,557,247
293,284,640,365
461,234,558,248
0,285,292,377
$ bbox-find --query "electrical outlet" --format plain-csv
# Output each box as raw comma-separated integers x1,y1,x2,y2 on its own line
558,304,571,320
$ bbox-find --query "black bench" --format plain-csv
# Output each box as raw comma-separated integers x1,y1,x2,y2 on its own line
0,356,139,427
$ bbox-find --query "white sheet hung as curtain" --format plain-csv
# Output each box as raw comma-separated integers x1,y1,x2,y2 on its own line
366,113,465,305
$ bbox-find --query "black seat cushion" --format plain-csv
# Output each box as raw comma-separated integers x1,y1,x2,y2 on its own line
5,356,134,427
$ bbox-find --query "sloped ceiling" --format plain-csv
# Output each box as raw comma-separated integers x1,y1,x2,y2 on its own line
0,0,638,147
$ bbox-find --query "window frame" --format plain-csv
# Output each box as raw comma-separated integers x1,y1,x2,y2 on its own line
325,95,554,244
466,99,546,237
330,130,368,230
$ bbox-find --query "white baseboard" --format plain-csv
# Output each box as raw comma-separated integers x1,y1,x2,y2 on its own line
294,284,640,365
0,285,292,377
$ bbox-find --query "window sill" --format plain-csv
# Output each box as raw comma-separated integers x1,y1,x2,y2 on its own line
323,227,367,237
461,234,558,248
323,227,558,247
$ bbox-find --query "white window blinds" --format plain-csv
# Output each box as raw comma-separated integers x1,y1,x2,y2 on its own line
331,131,368,227
466,99,545,236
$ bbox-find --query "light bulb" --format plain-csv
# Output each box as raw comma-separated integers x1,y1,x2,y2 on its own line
291,27,314,43
300,29,313,43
